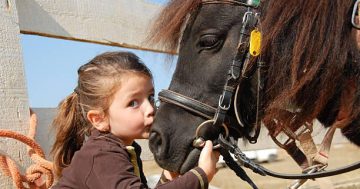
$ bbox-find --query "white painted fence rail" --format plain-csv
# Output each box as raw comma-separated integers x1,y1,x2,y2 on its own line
16,0,166,53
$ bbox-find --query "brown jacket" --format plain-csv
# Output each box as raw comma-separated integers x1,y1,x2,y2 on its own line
52,130,208,189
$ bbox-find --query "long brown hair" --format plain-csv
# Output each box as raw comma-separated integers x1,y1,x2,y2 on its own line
51,51,152,177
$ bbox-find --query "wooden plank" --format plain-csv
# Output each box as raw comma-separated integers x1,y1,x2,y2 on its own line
0,0,31,187
15,0,170,53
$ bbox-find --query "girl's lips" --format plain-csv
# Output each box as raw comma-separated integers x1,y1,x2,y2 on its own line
144,125,152,133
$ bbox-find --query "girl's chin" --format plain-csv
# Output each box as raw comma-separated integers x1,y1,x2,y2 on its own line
140,132,150,139
141,133,150,139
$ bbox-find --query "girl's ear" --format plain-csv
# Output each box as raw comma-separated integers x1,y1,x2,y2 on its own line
87,110,109,132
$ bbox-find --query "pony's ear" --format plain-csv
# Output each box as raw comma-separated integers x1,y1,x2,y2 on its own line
87,110,109,132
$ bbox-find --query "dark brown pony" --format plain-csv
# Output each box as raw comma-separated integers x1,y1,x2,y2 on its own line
148,0,360,174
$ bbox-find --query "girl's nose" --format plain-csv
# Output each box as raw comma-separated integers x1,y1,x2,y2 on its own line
145,99,155,117
144,101,155,126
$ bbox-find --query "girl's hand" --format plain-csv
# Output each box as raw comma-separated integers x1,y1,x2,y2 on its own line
198,140,220,182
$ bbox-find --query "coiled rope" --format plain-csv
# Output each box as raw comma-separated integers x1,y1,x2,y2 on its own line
0,109,54,189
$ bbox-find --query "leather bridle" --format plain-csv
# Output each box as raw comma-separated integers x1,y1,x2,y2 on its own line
157,0,360,188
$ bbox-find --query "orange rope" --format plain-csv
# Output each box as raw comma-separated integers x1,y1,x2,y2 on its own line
0,109,54,189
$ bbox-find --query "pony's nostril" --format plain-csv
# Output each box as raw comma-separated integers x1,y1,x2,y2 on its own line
149,131,163,156
149,131,162,146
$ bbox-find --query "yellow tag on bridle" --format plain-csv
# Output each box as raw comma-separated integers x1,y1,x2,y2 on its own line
249,29,261,57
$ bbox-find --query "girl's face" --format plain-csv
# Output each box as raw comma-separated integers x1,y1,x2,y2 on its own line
107,73,155,145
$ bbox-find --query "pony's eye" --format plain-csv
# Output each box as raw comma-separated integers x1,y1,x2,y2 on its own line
197,34,222,50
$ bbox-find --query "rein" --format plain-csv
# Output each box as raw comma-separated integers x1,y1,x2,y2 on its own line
158,0,360,189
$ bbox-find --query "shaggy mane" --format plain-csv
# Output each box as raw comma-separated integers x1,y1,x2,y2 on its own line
260,0,360,134
147,0,202,53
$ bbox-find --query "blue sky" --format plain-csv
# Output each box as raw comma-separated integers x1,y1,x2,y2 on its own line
22,0,175,108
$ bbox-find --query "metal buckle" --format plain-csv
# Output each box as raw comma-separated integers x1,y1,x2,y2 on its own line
242,11,253,23
352,0,360,29
218,94,231,111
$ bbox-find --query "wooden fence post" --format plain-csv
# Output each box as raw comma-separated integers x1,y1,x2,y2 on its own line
0,0,31,187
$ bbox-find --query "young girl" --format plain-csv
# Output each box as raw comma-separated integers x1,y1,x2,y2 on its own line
51,51,219,189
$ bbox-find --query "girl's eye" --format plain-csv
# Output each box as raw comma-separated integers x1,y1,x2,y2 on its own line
148,94,155,104
128,100,139,107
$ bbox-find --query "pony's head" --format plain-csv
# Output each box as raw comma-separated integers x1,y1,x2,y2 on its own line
148,0,360,174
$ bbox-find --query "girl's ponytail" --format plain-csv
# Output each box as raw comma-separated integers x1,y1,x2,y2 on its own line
51,92,87,178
